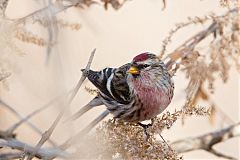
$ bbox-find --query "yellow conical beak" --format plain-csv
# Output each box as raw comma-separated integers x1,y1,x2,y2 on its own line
128,66,139,74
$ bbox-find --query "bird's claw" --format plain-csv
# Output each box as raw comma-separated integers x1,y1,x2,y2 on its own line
138,122,152,129
138,119,155,141
138,122,153,141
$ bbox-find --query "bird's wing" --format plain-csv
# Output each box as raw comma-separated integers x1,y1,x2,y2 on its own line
111,63,132,104
86,67,116,100
86,63,132,104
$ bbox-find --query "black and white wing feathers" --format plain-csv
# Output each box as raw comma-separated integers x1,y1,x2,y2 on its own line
85,63,132,104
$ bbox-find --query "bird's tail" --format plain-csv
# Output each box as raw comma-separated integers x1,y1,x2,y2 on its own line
65,96,103,122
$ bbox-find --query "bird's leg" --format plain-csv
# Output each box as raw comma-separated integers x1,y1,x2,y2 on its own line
138,119,154,141
138,122,150,137
138,122,150,140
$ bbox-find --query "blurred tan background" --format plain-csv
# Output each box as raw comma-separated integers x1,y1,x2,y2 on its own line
0,0,239,159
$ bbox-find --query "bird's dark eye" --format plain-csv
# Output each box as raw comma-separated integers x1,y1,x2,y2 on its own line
143,64,150,68
135,64,150,70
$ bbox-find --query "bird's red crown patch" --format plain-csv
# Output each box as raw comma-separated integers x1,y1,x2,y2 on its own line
133,52,149,62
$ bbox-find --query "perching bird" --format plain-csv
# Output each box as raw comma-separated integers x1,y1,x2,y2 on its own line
69,52,174,132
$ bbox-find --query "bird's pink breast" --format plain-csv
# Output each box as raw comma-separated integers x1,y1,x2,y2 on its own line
133,80,172,121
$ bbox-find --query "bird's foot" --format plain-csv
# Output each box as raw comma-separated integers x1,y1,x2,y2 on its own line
138,122,153,141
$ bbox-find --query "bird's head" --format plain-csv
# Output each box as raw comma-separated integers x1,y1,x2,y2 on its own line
127,52,164,78
126,52,173,105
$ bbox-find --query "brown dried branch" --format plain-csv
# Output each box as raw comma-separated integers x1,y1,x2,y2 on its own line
194,87,234,125
0,138,68,159
15,29,49,47
24,48,96,159
164,8,238,71
68,48,96,103
0,130,15,139
0,152,23,160
85,107,210,160
171,122,240,159
160,13,216,58
0,100,47,139
15,2,73,24
164,21,218,71
13,0,127,24
26,111,65,160
0,0,9,16
161,0,166,10
0,90,76,147
4,92,70,145
162,7,239,125
44,0,58,64
102,0,128,10
84,86,99,95
209,148,237,160
0,49,96,159
0,71,10,81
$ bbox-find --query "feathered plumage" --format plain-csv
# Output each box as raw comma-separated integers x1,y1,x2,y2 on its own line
69,52,174,131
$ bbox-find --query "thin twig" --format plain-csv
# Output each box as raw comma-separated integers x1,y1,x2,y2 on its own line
26,110,65,160
164,8,238,70
171,122,240,159
0,139,68,159
44,0,59,64
209,148,237,160
60,109,109,149
68,48,96,103
162,8,238,126
25,48,96,159
5,91,72,146
164,22,218,70
0,152,23,160
0,72,11,81
0,100,45,139
59,49,98,149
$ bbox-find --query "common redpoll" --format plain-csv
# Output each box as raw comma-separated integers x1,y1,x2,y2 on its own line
70,52,174,129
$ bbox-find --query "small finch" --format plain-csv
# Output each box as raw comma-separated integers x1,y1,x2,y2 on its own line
69,52,174,130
